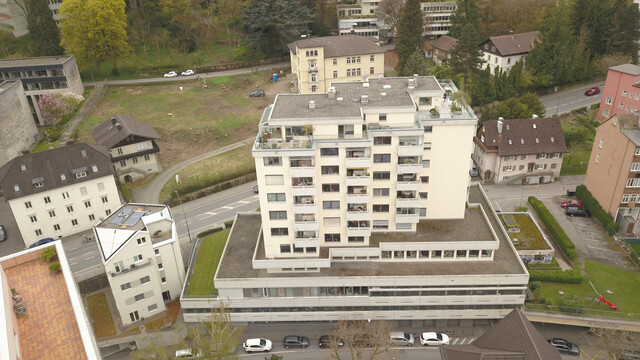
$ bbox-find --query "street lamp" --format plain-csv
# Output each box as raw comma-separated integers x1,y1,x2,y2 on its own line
174,190,193,243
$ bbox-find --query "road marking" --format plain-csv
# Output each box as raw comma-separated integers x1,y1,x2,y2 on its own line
82,251,94,256
206,211,218,215
237,200,250,204
469,337,475,343
69,261,77,266
459,338,467,345
85,256,96,261
220,206,234,210
451,338,459,345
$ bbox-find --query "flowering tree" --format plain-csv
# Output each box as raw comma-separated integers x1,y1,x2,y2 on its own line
38,94,67,125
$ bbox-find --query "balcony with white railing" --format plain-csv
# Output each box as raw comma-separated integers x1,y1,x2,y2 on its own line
294,237,320,248
347,187,371,204
291,177,316,196
396,212,420,224
345,148,371,168
346,174,371,186
346,206,371,221
398,144,424,157
397,177,422,191
294,214,319,232
397,163,422,174
347,225,371,237
293,196,317,214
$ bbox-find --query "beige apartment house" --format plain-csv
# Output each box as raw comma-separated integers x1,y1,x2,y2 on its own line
92,114,161,183
289,35,386,94
585,113,640,234
180,76,529,325
0,80,38,168
473,118,567,184
95,203,185,326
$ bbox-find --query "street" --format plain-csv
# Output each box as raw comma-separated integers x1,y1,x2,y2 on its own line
539,81,604,117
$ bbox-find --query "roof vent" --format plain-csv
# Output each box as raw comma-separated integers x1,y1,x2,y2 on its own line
308,100,316,109
337,97,343,102
535,138,540,144
408,78,415,89
506,124,510,131
328,86,336,99
363,82,370,88
383,84,391,89
497,120,504,134
381,92,386,97
361,94,369,104
532,114,539,119
551,137,555,143
520,139,524,144
533,123,537,129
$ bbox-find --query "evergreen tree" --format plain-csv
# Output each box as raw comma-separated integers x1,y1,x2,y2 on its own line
607,0,640,60
398,48,428,76
25,0,63,56
449,0,482,39
395,0,423,74
448,22,484,90
243,0,313,56
472,67,494,107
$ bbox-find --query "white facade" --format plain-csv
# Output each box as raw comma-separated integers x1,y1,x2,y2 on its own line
96,204,185,326
481,52,527,75
0,0,63,37
111,140,161,183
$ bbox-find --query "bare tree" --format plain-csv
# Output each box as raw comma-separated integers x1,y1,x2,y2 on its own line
329,318,391,360
378,0,405,39
589,327,640,359
183,301,244,359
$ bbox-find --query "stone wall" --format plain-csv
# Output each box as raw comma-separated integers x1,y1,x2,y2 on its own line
0,80,38,167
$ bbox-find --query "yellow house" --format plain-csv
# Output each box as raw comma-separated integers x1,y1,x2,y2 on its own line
288,35,386,94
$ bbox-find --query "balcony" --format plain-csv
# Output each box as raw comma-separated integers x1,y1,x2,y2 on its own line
346,175,371,186
109,258,153,278
347,227,371,237
398,145,424,157
397,180,421,191
294,237,320,248
346,210,371,221
397,197,421,207
293,197,317,214
397,163,422,174
308,65,318,73
396,213,420,224
290,166,315,178
346,192,371,204
294,221,319,232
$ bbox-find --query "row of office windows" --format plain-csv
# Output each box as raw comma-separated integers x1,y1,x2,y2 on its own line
240,286,521,299
184,304,520,314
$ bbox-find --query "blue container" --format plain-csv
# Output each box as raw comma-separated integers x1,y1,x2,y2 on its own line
272,73,278,82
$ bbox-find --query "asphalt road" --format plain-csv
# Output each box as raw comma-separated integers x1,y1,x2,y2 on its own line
539,80,604,117
0,196,25,256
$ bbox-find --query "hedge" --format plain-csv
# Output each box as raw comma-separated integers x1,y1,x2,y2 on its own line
224,219,234,229
197,227,224,238
528,196,577,260
529,269,583,283
575,185,619,235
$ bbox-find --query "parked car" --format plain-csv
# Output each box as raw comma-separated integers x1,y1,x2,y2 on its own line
283,335,309,349
29,237,54,249
389,331,414,346
585,87,601,96
548,338,580,355
0,225,6,242
618,350,640,360
419,332,450,346
243,338,272,353
164,71,178,78
250,89,265,97
565,207,591,217
318,335,344,348
174,348,201,359
181,69,195,76
561,200,583,208
253,185,259,193
469,162,479,177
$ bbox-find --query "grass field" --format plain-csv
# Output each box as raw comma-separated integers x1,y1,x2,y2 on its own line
186,229,230,296
560,113,596,175
86,292,117,338
144,300,181,330
506,214,550,250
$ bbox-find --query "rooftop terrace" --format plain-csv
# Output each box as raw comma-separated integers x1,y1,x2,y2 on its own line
0,55,72,68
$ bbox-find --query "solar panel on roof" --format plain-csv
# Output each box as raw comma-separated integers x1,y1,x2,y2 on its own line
110,216,126,224
118,208,133,217
123,211,145,226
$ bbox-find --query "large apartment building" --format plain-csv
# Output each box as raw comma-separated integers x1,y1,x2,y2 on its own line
0,80,38,168
0,56,84,126
94,203,185,326
0,143,121,247
180,76,529,325
585,113,640,234
0,0,63,37
597,64,640,122
289,35,386,94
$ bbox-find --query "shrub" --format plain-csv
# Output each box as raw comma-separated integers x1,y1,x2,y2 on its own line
516,206,528,212
38,94,67,124
530,281,542,291
224,220,234,229
575,185,620,235
529,269,583,283
197,227,224,238
537,296,546,304
48,262,61,272
41,247,57,262
558,294,586,314
528,196,577,260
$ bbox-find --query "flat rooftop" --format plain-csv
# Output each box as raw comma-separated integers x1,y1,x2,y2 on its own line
1,246,95,359
269,76,442,120
216,185,526,279
97,203,167,231
0,79,19,91
0,55,72,68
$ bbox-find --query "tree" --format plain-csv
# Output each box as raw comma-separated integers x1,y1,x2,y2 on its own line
59,0,132,71
606,0,640,61
25,0,63,56
479,92,546,122
38,94,67,125
328,319,390,360
449,0,482,39
395,0,423,74
377,0,405,39
243,0,313,56
218,0,246,49
398,48,428,76
448,22,484,90
589,327,640,359
182,303,244,359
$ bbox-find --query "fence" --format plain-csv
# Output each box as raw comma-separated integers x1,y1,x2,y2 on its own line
524,303,640,321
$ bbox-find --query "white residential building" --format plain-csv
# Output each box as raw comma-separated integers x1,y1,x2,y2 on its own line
180,76,529,325
95,203,185,326
480,32,539,75
0,143,121,247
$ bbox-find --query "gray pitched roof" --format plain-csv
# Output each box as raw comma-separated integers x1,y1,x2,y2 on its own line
92,114,161,149
287,35,386,57
432,35,458,52
609,63,640,75
477,118,568,156
441,309,561,360
0,143,114,201
482,31,539,56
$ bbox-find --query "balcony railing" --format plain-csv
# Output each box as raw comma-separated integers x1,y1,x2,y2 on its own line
109,258,152,278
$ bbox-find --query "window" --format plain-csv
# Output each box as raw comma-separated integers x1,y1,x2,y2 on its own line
134,254,143,262
80,187,87,195
620,102,625,109
71,219,78,226
372,220,388,229
379,113,387,121
333,58,337,65
370,67,375,74
280,245,291,253
161,277,166,283
348,236,364,243
321,148,339,157
599,139,604,148
92,165,98,172
269,211,287,220
132,157,138,164
622,90,628,97
373,204,389,212
606,96,612,105
503,165,515,172
536,153,548,159
324,233,341,243
374,136,391,145
519,165,525,171
596,154,600,163
310,73,317,82
155,249,160,255
13,185,19,192
140,276,150,284
333,71,338,78
373,188,390,196
422,160,431,168
321,166,339,175
114,261,124,272
551,163,557,169
271,228,288,236
419,192,428,199
35,229,42,236
137,237,146,245
29,215,37,223
424,125,433,133
25,201,32,209
53,224,60,231
267,193,285,202
424,142,432,150
505,155,517,161
373,171,390,180
536,163,546,170
20,164,26,171
322,183,340,192
420,176,429,183
603,109,610,117
148,304,158,312
100,196,108,204
105,209,112,216
119,160,126,167
84,200,91,208
622,194,630,203
44,196,51,204
62,191,69,199
117,148,123,155
158,263,163,269
134,293,145,302
323,201,340,209
121,283,131,291
144,154,150,161
370,55,375,62
130,311,140,322
265,175,284,185
89,214,95,221
373,154,391,163
75,171,87,178
311,85,317,92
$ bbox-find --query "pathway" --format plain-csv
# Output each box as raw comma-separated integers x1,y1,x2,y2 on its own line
59,83,107,145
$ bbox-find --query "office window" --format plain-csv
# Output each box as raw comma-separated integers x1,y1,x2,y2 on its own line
323,201,340,209
121,283,131,291
269,211,287,220
280,244,291,253
71,219,78,226
373,154,391,163
140,276,150,284
44,196,51,204
267,193,286,202
373,188,390,196
271,228,288,236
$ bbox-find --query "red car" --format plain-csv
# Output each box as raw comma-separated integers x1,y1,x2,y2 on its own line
585,87,601,96
561,200,583,208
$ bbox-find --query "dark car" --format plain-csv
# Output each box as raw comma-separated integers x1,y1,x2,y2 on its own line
283,335,309,349
318,335,344,349
250,89,265,97
565,207,591,217
0,225,6,242
29,237,54,248
253,185,259,193
585,87,601,96
548,338,580,355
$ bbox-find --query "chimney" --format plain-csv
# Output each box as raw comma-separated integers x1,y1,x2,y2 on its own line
497,120,504,134
532,114,538,119
308,100,316,109
413,74,419,86
361,94,369,104
328,86,336,99
116,124,122,131
111,116,117,125
407,78,415,89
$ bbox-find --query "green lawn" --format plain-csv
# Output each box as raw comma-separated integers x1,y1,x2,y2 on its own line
86,292,117,338
527,257,561,270
186,229,230,297
507,214,550,250
560,115,596,175
534,260,640,318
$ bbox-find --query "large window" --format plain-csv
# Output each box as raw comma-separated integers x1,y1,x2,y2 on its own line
373,204,389,212
323,201,340,209
271,228,289,236
321,166,339,175
323,217,340,227
373,171,390,180
325,233,340,242
373,136,391,145
267,193,286,202
263,157,282,166
373,188,390,197
321,148,339,157
373,154,391,163
322,184,340,192
265,175,284,185
269,211,287,220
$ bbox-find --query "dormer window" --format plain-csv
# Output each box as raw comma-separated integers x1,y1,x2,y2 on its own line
76,171,87,178
20,164,26,171
13,184,20,192
92,165,98,172
80,149,87,158
60,173,66,181
535,138,539,144
72,166,87,178
533,124,537,129
506,124,510,131
520,139,524,144
32,177,44,188
508,139,512,145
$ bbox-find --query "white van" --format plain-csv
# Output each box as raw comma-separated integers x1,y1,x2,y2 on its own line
175,348,201,359
389,331,415,346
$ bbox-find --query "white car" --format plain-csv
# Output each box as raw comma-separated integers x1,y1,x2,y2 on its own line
181,69,195,76
420,332,450,346
174,348,201,359
243,338,272,353
164,71,178,78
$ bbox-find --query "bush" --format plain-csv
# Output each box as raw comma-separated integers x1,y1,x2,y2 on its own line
41,247,57,262
558,294,586,314
537,296,546,304
48,262,61,272
529,269,583,283
197,227,223,238
224,220,234,229
575,185,620,235
530,281,542,291
516,206,528,212
528,196,577,260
